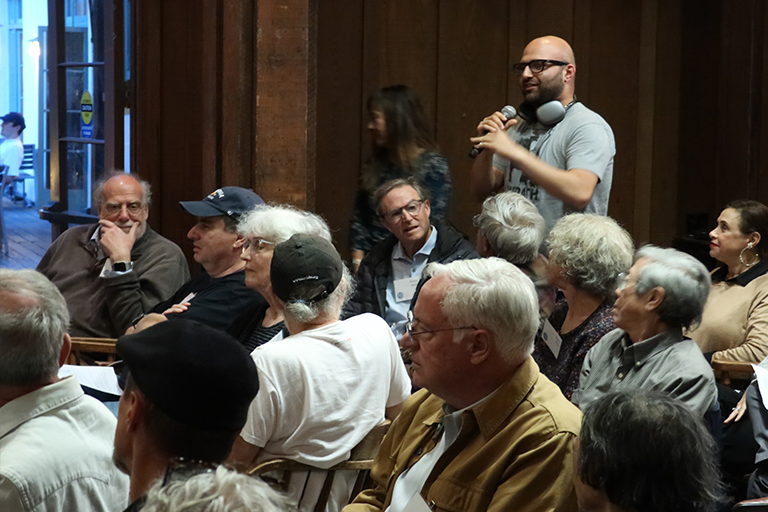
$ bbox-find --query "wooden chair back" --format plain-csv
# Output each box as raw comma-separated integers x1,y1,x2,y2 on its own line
68,337,119,366
711,358,754,386
248,421,391,512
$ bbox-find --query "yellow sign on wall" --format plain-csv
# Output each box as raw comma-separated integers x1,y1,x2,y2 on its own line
81,91,93,139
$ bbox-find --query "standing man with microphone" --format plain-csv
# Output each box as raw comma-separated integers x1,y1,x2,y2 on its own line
470,36,615,232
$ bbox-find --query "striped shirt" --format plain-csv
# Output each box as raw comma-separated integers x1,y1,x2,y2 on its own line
571,327,717,417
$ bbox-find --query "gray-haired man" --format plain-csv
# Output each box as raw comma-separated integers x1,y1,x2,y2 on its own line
0,269,129,512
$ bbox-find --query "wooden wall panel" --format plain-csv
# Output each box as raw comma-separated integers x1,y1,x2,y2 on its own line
589,0,642,241
221,0,255,188
315,2,364,251
437,0,509,236
253,0,317,208
361,0,440,125
649,0,681,246
677,0,721,235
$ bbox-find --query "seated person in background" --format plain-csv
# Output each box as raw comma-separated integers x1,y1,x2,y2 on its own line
688,199,768,364
129,187,265,333
113,320,259,512
141,465,293,512
345,258,582,512
0,269,129,512
572,246,718,418
533,213,634,400
473,191,556,320
229,234,411,512
345,177,477,334
227,204,333,351
37,172,189,338
576,390,723,512
1,112,25,186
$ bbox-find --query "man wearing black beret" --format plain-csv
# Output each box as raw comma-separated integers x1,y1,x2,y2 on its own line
112,319,259,512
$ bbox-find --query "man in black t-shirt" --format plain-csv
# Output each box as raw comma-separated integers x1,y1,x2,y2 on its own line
128,187,265,333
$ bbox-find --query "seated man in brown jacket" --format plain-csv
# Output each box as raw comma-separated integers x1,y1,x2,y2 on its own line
344,258,582,512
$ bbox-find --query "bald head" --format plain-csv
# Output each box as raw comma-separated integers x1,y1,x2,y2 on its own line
518,36,576,105
523,36,575,65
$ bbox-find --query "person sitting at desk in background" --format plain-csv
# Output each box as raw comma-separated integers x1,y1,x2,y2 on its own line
37,172,189,338
688,199,768,364
533,213,634,400
349,85,451,272
0,112,25,187
127,186,265,333
227,204,333,351
572,245,718,420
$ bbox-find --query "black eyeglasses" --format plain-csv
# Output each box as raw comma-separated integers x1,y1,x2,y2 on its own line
512,59,569,76
379,200,425,223
405,310,474,338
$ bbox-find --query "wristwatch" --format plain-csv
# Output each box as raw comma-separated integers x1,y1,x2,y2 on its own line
113,261,134,272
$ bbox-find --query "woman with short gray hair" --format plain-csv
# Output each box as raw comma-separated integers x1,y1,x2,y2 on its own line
532,214,634,399
227,204,333,351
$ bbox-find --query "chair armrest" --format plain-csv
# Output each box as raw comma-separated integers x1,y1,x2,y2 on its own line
712,358,755,375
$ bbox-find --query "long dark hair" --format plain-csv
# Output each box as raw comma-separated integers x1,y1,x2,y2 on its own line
362,85,437,192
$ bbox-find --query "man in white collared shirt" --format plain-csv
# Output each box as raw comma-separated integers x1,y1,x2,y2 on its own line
346,178,478,335
0,269,129,512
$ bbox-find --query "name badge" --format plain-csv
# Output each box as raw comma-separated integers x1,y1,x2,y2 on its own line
541,319,563,359
394,276,420,303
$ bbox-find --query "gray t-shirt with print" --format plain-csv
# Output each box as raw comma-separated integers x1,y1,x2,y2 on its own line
492,102,615,231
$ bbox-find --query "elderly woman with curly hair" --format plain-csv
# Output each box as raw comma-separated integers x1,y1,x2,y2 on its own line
532,214,634,399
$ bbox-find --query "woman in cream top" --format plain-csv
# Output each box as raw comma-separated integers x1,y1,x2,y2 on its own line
688,200,768,363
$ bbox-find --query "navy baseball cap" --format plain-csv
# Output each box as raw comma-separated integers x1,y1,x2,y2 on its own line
180,186,264,219
1,112,25,130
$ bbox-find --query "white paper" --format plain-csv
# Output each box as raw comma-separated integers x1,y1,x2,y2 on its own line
59,365,123,396
753,364,768,410
403,493,432,512
541,319,563,359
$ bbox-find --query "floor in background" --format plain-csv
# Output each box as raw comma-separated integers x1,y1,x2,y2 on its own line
0,196,51,269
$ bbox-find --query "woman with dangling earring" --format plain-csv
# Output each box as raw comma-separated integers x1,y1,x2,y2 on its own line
688,199,768,364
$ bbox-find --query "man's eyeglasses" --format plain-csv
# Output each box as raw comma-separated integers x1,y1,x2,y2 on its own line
380,200,424,223
512,59,569,76
102,201,145,215
405,310,474,338
241,237,275,254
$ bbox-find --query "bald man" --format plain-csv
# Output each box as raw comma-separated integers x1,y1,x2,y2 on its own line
38,173,189,338
471,36,615,232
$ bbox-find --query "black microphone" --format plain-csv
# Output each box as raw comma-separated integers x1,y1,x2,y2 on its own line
468,105,517,159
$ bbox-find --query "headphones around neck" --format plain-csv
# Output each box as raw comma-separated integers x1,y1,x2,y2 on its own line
517,98,577,127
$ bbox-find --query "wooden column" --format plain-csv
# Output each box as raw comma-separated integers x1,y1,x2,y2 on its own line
253,0,317,209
